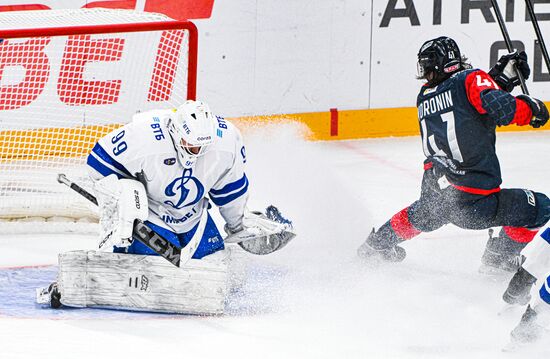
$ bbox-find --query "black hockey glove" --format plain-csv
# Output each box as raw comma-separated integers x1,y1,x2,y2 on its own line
517,94,549,128
488,51,530,92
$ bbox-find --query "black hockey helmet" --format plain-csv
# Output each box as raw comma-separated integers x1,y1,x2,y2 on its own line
417,36,462,85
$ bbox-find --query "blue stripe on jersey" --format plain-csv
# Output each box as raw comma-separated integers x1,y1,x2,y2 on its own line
209,176,248,206
539,276,550,304
90,143,132,178
87,153,126,179
540,276,550,304
541,228,550,245
209,174,248,196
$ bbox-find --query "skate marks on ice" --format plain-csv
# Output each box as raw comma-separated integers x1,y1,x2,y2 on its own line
0,261,288,319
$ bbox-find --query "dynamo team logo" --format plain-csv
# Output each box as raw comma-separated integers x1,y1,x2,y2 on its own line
164,168,204,209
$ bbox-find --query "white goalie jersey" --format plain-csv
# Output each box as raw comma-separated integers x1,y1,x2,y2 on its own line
86,109,249,234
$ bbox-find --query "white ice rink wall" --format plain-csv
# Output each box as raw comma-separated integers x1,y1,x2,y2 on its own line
200,0,550,116
1,0,549,138
369,0,550,109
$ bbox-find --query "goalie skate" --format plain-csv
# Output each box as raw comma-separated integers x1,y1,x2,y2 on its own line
36,282,62,309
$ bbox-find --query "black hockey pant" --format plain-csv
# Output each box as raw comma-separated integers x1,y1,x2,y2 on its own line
406,169,550,234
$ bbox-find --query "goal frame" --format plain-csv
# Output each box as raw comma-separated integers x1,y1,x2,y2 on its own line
0,19,198,100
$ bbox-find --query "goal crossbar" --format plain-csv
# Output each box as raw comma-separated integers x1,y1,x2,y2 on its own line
0,21,197,100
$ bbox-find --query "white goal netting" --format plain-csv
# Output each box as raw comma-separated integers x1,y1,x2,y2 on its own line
0,8,197,233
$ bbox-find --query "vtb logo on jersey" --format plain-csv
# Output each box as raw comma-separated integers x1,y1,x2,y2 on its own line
164,168,204,209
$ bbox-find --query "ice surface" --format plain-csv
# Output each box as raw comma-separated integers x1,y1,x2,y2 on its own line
1,123,549,358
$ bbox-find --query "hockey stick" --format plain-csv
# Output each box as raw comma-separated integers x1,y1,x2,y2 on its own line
490,0,530,95
525,0,550,74
58,173,208,268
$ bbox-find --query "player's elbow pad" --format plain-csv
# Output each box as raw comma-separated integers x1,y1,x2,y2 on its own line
480,90,517,126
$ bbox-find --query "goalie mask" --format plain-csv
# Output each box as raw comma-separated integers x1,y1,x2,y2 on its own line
167,100,216,168
417,36,462,86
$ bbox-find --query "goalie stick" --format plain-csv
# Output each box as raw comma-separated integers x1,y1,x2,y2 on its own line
58,173,207,268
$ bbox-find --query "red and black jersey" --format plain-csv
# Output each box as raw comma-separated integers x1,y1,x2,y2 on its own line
416,68,532,194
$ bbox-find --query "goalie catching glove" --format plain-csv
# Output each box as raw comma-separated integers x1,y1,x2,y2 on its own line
93,174,149,249
225,205,295,255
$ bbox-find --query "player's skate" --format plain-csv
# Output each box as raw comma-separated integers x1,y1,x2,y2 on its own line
502,267,537,305
357,228,406,263
510,305,544,344
36,282,62,309
479,228,526,275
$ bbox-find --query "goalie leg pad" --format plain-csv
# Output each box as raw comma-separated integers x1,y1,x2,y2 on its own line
56,250,231,315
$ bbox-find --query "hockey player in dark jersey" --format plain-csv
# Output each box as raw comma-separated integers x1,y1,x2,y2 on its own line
357,36,550,272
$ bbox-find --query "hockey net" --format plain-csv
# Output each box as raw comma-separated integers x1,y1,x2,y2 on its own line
0,8,197,233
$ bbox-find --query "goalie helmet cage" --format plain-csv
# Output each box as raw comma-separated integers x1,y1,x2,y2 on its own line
0,8,198,233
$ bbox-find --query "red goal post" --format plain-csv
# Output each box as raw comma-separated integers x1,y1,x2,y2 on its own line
0,8,198,232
